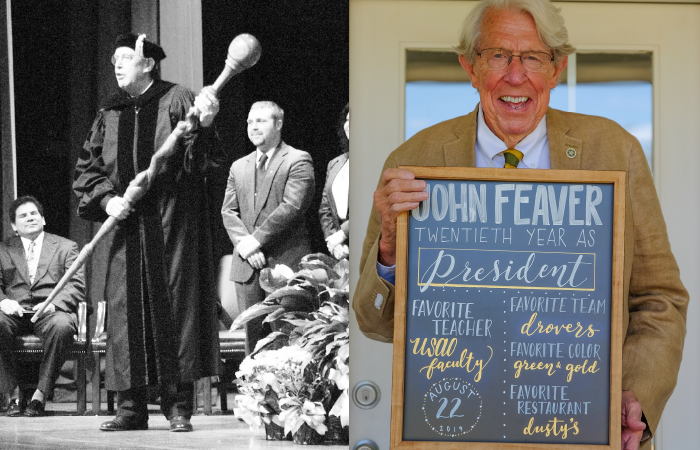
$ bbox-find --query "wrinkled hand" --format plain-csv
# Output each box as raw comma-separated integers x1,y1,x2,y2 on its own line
374,168,428,266
105,196,134,220
246,250,266,270
332,244,349,260
0,299,24,317
192,85,219,128
237,235,262,259
621,390,646,449
326,230,346,253
32,302,55,318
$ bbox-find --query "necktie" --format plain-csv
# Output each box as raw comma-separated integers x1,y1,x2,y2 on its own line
27,240,36,283
503,149,524,169
255,153,268,206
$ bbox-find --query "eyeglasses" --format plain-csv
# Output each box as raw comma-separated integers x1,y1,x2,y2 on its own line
111,54,136,66
476,48,554,72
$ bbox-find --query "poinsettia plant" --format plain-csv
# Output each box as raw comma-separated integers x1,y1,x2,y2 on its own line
232,253,350,438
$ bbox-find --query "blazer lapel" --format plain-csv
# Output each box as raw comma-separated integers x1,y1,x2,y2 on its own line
254,143,287,220
443,106,478,168
7,237,31,285
546,108,582,170
33,234,58,285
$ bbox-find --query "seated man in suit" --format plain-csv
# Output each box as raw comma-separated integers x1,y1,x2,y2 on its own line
221,101,315,355
0,196,86,417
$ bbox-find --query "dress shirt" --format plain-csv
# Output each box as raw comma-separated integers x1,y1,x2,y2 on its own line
21,231,44,284
377,105,551,283
332,159,350,220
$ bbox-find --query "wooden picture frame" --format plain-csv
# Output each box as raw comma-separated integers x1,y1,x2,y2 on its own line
391,167,625,450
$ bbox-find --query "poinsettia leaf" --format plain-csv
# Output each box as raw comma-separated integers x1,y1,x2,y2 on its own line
230,305,282,331
259,268,290,293
263,307,289,324
301,252,337,267
251,331,289,356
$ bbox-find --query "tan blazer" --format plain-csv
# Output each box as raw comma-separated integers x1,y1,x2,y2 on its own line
353,106,688,442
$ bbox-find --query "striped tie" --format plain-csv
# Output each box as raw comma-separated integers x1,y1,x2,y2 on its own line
503,149,524,169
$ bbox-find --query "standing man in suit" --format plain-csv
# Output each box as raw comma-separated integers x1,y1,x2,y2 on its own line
354,1,688,449
0,196,86,417
221,101,315,355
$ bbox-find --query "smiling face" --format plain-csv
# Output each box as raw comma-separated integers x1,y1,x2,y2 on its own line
12,202,45,240
113,47,153,96
459,8,567,147
247,106,283,151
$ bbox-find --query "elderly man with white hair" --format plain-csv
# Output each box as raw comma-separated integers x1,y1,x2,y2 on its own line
353,0,688,448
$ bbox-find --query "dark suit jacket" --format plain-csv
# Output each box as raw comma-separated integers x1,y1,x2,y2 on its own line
353,106,689,442
0,233,86,313
222,142,315,282
319,152,349,238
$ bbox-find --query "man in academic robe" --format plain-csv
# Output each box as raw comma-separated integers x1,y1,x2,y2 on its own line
73,33,221,432
0,196,85,417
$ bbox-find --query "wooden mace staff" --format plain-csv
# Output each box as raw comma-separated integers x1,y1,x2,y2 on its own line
31,33,262,323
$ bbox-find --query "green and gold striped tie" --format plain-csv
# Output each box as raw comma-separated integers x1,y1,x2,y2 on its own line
503,149,524,169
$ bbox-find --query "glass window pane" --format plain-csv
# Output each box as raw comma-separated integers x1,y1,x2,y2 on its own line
575,52,653,167
405,50,478,140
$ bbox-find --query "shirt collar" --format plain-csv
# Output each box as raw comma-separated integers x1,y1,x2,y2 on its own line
20,231,44,251
256,143,279,165
476,104,548,168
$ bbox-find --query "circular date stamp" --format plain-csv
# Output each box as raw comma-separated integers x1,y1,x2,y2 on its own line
422,377,482,437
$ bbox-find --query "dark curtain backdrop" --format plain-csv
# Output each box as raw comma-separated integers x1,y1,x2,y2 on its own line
201,0,349,260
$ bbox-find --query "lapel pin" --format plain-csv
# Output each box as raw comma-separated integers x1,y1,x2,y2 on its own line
566,148,576,158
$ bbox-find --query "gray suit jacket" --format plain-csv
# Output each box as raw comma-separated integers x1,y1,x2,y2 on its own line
222,142,315,282
353,106,688,442
0,233,86,313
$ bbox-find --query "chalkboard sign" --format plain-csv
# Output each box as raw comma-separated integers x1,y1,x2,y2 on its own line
391,167,624,450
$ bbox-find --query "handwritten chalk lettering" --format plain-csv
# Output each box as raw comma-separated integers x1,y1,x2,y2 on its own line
418,250,593,292
520,313,599,338
432,319,492,336
419,346,493,381
413,227,513,244
525,228,567,247
568,343,601,360
518,401,591,415
513,359,559,378
523,417,580,439
565,359,600,382
509,384,568,401
510,296,567,313
571,297,606,314
412,183,487,223
412,300,473,319
510,341,564,358
423,378,482,437
410,337,458,358
412,183,603,226
576,229,596,247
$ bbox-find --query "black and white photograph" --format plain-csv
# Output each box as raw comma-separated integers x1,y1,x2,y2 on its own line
0,1,348,448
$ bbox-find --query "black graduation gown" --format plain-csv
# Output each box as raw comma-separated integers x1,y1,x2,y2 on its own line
73,80,220,391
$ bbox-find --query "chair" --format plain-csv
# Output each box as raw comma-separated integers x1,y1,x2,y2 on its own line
195,329,246,414
12,302,89,415
90,301,115,415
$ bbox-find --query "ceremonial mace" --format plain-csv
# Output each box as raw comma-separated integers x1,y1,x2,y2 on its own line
32,34,262,322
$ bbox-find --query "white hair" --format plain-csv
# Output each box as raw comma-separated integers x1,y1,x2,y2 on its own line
455,0,575,67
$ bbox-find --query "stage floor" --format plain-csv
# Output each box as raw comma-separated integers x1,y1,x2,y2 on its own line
0,403,347,450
